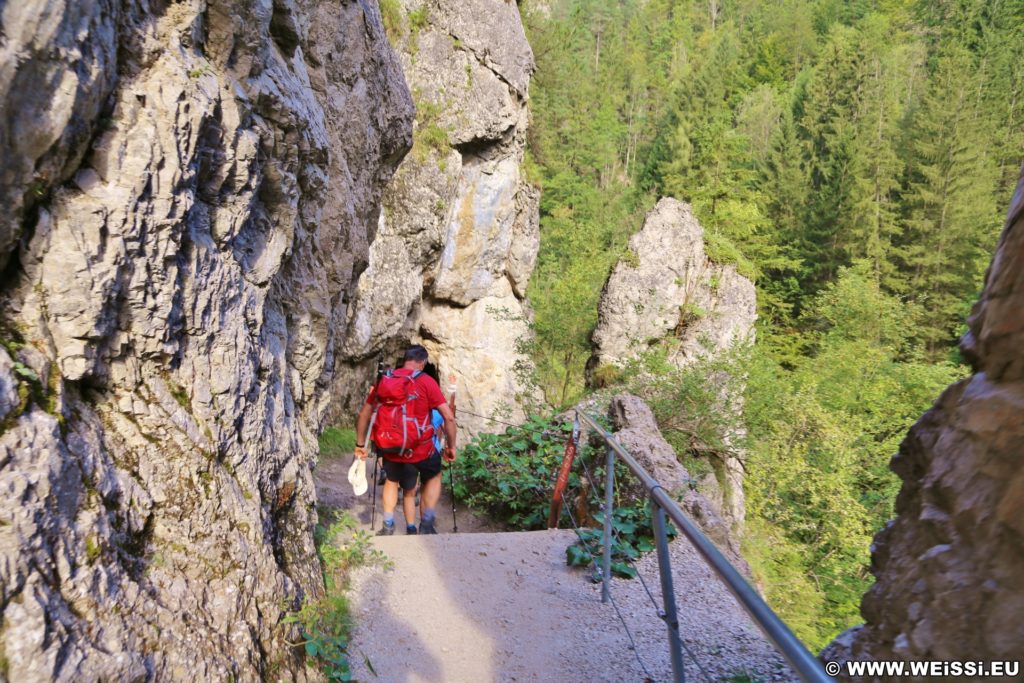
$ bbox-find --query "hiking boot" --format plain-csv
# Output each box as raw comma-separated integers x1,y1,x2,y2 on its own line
419,519,437,535
377,523,395,536
406,524,418,535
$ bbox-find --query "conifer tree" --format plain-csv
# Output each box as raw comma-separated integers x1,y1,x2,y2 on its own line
897,47,1001,355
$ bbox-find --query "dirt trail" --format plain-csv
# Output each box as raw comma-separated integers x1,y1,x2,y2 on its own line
315,454,500,534
316,456,799,683
345,532,799,683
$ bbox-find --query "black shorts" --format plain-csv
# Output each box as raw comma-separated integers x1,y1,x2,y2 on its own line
382,451,442,491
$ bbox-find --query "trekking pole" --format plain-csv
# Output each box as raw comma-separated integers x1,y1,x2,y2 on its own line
447,374,458,533
370,447,379,530
368,356,385,530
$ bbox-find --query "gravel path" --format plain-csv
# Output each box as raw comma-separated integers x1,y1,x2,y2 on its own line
316,455,799,682
343,531,798,683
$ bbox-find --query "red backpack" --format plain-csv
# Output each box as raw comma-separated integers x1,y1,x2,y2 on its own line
370,370,434,457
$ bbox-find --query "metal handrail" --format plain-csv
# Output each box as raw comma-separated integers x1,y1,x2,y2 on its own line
576,409,834,683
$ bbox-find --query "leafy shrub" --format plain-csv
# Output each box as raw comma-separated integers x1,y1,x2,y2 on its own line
319,426,356,457
452,415,577,529
703,229,758,280
454,414,669,577
287,594,353,681
287,513,389,681
589,363,622,388
566,502,676,579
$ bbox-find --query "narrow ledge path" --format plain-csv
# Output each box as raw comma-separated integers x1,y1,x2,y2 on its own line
344,530,800,683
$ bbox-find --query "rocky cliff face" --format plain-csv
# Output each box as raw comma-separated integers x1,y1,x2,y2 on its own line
608,394,746,569
590,198,756,374
0,1,412,680
330,0,541,440
589,198,756,536
824,169,1024,675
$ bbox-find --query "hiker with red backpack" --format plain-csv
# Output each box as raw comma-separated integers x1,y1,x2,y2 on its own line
354,345,457,535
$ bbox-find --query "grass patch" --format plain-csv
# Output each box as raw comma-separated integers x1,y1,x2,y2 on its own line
410,96,450,162
319,426,357,457
166,378,190,411
287,513,390,681
379,0,402,42
704,230,758,280
589,363,622,388
407,6,429,54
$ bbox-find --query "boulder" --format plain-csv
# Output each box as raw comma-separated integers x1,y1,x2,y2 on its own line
591,199,755,538
606,394,743,566
609,394,691,492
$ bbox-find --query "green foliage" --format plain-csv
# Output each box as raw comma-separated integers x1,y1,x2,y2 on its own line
566,503,677,579
741,267,964,647
455,413,674,578
521,149,543,189
287,595,353,682
517,0,1010,651
524,0,1015,388
407,6,430,55
452,415,576,529
85,536,101,563
167,379,190,411
704,231,757,281
589,363,621,389
319,427,357,458
558,266,963,646
620,345,749,462
378,0,403,41
287,513,389,681
411,96,450,162
316,515,391,586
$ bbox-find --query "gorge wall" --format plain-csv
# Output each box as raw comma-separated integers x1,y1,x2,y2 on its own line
825,168,1024,675
0,1,412,680
329,0,541,440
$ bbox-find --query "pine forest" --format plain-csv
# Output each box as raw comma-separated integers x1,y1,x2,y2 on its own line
519,0,1023,648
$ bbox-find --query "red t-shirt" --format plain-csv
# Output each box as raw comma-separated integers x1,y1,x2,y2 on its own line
365,369,447,463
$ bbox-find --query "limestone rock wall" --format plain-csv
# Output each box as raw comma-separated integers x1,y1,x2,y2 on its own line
589,198,756,374
589,198,756,536
331,0,541,441
607,394,747,569
0,1,413,680
824,168,1024,676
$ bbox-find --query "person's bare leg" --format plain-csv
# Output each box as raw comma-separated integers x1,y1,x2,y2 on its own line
382,479,399,515
419,473,442,532
421,474,442,516
378,479,399,533
402,488,417,527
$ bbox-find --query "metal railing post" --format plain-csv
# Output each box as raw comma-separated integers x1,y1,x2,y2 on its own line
602,446,615,603
653,503,686,683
